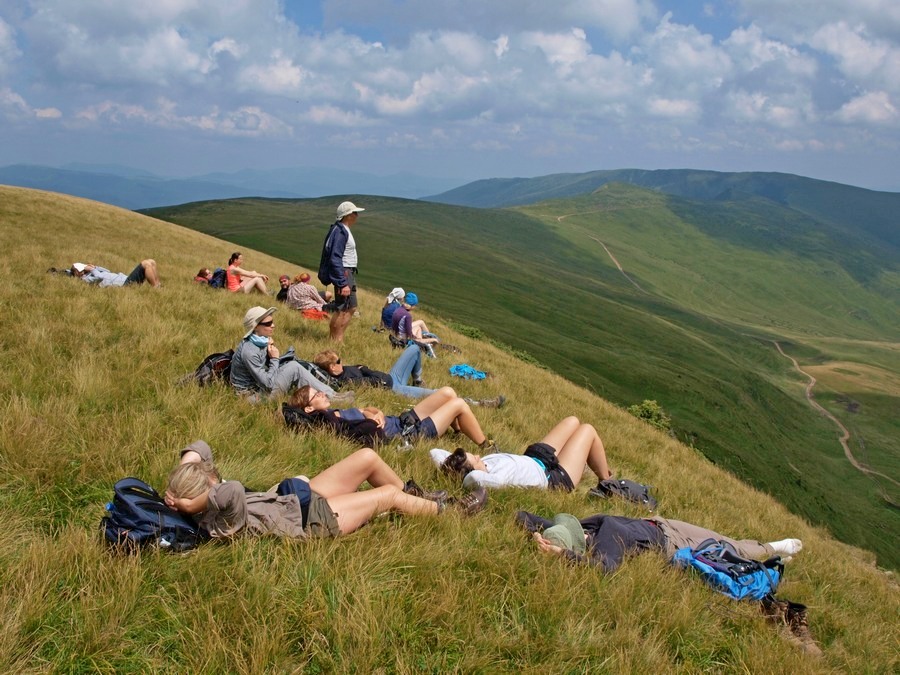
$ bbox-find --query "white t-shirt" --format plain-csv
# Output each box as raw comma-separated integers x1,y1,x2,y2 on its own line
342,225,357,268
429,448,548,489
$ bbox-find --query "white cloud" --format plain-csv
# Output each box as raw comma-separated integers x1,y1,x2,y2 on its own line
647,97,699,119
75,97,292,136
0,17,22,77
835,91,898,124
737,0,900,43
808,22,900,92
0,86,61,121
238,51,306,95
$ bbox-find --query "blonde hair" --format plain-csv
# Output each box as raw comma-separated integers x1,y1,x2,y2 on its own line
313,349,339,370
166,461,218,499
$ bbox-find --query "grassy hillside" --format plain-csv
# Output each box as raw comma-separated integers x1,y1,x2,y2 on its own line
2,185,898,671
144,188,900,570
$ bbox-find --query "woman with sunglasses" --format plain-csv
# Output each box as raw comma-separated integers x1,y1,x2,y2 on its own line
230,306,345,400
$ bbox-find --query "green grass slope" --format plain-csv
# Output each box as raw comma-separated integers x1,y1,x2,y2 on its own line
144,188,900,570
3,184,898,671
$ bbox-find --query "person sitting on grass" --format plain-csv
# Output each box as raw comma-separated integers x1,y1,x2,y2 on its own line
70,259,161,288
288,385,497,449
380,287,406,330
286,273,333,312
519,510,803,573
163,441,488,540
226,252,269,294
230,306,349,401
433,416,611,491
276,275,291,302
391,292,440,345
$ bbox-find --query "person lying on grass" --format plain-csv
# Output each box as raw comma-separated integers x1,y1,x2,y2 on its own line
433,415,612,491
164,441,488,539
519,510,803,573
313,344,436,400
70,259,161,288
288,385,498,449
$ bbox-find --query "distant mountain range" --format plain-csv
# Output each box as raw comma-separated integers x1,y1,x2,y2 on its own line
427,168,900,249
0,163,465,209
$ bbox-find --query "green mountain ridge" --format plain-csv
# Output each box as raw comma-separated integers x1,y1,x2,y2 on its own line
145,182,900,569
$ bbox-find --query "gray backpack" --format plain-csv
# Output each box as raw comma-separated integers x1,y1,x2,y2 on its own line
589,478,658,511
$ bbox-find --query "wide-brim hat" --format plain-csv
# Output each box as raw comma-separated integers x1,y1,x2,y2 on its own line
336,201,365,219
72,262,87,272
242,306,277,338
543,513,586,554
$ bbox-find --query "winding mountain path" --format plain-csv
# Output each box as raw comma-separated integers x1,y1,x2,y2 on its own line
772,340,900,502
556,211,647,292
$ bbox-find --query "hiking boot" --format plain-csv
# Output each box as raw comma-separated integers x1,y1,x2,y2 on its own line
478,395,506,409
412,378,427,387
785,602,822,656
403,479,448,503
442,487,488,516
478,438,500,453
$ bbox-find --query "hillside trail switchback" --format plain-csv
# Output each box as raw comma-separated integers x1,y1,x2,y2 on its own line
772,340,899,506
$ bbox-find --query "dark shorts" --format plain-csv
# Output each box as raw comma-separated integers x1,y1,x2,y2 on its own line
123,262,146,285
306,491,342,538
524,442,575,492
332,268,358,311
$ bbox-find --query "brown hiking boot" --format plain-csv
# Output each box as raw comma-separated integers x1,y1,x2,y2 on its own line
403,479,448,503
442,487,488,516
761,598,823,657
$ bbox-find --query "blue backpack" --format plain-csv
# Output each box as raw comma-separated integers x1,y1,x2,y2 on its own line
672,538,783,601
101,477,209,553
208,267,227,289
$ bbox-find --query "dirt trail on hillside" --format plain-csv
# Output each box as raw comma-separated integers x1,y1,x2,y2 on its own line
556,212,647,292
772,340,900,503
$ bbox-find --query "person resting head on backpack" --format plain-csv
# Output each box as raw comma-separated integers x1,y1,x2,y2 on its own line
312,344,436,400
194,268,212,284
163,440,488,539
229,306,344,401
432,415,611,491
289,384,496,449
518,510,803,574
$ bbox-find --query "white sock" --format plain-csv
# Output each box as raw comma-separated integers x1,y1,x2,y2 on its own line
767,538,803,556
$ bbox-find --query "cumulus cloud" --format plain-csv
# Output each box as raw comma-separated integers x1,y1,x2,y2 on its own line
75,97,292,136
0,17,22,77
835,91,898,124
0,86,61,121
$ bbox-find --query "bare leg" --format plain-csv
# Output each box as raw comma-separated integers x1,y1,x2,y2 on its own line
556,423,612,484
242,277,268,294
540,416,581,451
330,310,353,342
411,387,457,418
326,485,438,534
141,259,161,287
308,448,403,498
421,397,487,446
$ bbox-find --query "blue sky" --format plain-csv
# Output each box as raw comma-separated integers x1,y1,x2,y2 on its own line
1,1,898,190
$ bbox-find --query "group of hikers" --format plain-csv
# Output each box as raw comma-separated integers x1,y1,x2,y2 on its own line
65,198,817,655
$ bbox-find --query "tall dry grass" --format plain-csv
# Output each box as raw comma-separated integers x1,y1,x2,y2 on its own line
0,185,896,673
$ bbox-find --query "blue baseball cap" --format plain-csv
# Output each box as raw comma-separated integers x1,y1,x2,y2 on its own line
405,292,419,306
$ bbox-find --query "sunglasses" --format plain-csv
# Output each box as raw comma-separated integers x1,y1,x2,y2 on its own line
258,320,274,327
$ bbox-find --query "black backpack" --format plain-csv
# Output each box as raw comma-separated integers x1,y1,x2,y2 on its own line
297,359,341,390
208,267,227,289
179,350,234,387
589,478,658,511
282,403,382,445
101,477,209,553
